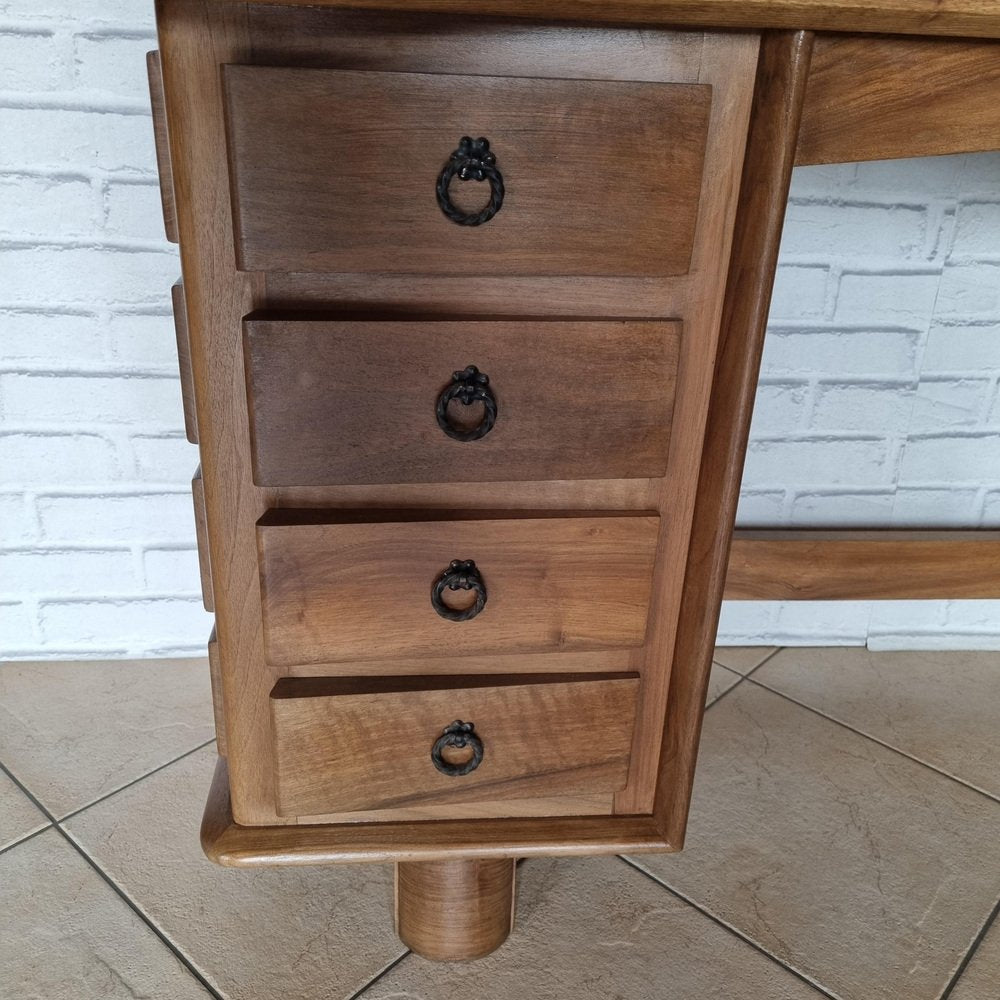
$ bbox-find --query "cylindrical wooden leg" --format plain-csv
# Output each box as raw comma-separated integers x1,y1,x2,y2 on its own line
395,858,516,961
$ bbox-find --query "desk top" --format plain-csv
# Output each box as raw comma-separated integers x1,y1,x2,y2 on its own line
239,0,1000,39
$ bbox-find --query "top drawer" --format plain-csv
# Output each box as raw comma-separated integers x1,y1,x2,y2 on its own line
222,65,711,278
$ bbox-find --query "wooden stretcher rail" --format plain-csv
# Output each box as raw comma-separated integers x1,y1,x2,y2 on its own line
221,0,1000,39
725,530,1000,600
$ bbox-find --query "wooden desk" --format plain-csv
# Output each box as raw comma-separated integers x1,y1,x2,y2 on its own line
151,1,1000,960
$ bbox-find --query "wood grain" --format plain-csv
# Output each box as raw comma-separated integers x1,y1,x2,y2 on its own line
157,0,279,825
257,511,660,665
161,0,1000,884
234,0,1000,39
250,9,707,317
291,793,614,824
222,64,710,277
270,673,639,814
206,627,227,755
245,7,707,82
613,32,760,814
797,34,1000,164
272,479,660,515
242,14,756,831
146,50,178,243
163,2,757,836
396,858,516,961
263,271,689,319
190,465,214,612
202,755,674,865
285,648,635,678
244,318,679,486
653,31,814,846
725,530,1000,599
170,280,197,444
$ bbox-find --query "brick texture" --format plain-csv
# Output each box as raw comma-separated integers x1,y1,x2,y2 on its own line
720,153,1000,649
2,3,998,655
0,2,211,658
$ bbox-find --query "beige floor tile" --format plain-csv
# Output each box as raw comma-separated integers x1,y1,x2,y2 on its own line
0,658,215,817
630,683,1000,1000
707,663,742,705
951,915,1000,1000
0,768,48,851
65,744,406,1000
360,855,823,1000
713,646,779,674
1,827,209,999
754,648,1000,799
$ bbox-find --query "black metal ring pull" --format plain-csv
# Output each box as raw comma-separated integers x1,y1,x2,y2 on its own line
436,365,497,442
436,136,505,227
431,559,487,622
431,720,484,777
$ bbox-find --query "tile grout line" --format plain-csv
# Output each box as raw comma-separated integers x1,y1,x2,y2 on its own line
5,647,976,1000
343,949,411,1000
939,894,1000,1000
0,821,53,858
617,856,843,1000
0,757,224,1000
0,759,60,825
743,674,1000,807
705,647,784,709
57,736,218,823
705,668,749,709
685,646,1000,1000
705,676,742,709
738,646,786,678
56,824,225,1000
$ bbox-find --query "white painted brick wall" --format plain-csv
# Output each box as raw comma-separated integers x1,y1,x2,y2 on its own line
1,2,998,656
720,154,1000,649
0,0,209,658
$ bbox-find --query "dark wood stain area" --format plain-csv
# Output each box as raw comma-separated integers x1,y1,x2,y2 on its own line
222,64,711,277
244,317,680,485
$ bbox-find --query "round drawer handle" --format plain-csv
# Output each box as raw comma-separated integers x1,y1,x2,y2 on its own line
436,136,505,227
431,720,484,777
436,365,497,442
431,559,487,622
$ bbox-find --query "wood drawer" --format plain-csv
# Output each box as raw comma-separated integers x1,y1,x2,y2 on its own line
222,65,711,278
269,672,640,815
257,511,660,666
244,317,679,486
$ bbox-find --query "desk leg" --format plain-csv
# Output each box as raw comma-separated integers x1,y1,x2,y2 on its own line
395,858,516,961
656,27,815,847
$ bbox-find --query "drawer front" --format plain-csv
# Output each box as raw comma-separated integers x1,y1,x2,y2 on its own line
244,318,679,486
222,65,711,277
146,51,178,244
270,672,640,815
171,281,198,444
258,512,660,666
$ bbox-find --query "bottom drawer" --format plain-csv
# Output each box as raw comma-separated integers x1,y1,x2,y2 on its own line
270,673,640,816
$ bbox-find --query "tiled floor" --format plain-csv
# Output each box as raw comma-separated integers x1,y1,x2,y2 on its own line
1,649,997,999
